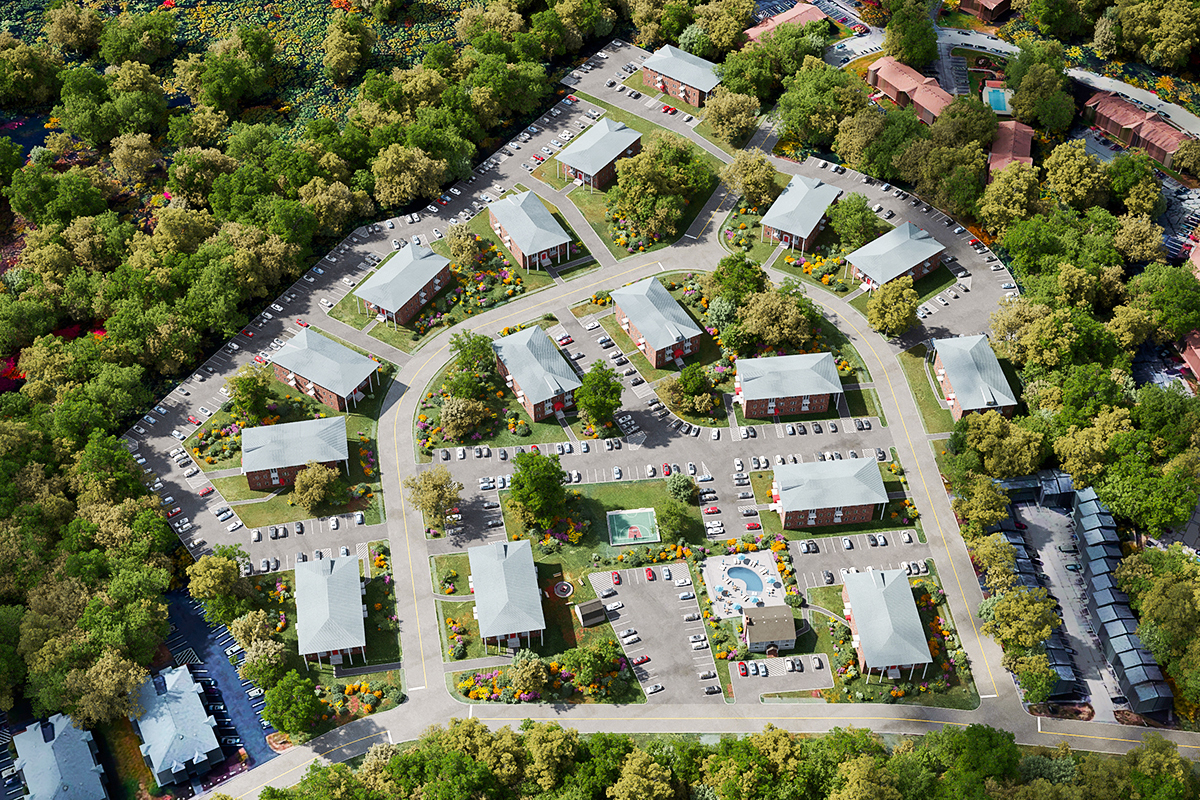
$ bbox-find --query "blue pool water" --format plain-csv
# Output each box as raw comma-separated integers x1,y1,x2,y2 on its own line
727,566,764,593
984,88,1008,113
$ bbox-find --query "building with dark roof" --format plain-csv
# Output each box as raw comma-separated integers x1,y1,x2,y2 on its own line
743,606,797,654
575,598,607,627
641,45,721,108
493,327,582,421
130,668,222,787
734,352,842,418
271,328,381,412
468,540,546,651
12,714,108,800
557,118,642,190
846,222,946,289
759,176,843,251
295,557,367,664
1085,91,1193,169
611,277,705,369
771,459,888,529
488,191,572,270
867,57,953,124
353,245,451,325
842,568,933,675
932,335,1018,421
241,415,349,491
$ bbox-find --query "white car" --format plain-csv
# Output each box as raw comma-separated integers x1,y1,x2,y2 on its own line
647,464,656,477
605,602,624,612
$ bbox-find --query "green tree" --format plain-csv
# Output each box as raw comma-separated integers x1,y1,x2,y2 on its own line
866,275,919,337
710,252,767,305
1113,213,1166,264
658,498,693,539
679,22,715,59
883,0,937,66
186,553,252,624
439,397,490,440
523,722,580,792
962,411,1045,478
979,162,1042,236
509,649,549,694
110,133,160,185
951,473,1010,539
45,2,104,54
607,133,713,240
706,88,760,145
225,361,275,422
678,363,710,397
0,34,64,108
293,461,342,513
666,472,696,503
737,290,815,348
828,193,877,251
446,223,481,267
1115,0,1200,71
973,533,1017,593
1015,653,1058,704
830,755,902,800
62,649,149,728
0,605,25,711
608,749,673,800
929,97,999,149
1127,262,1200,341
835,107,924,181
1010,63,1074,132
99,11,177,64
720,150,777,209
575,361,624,425
982,586,1061,648
403,465,463,522
238,638,289,688
322,10,376,83
262,670,323,734
229,609,274,649
777,56,865,146
509,450,567,526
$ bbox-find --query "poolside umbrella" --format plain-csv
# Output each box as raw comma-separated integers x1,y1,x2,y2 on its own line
733,603,742,611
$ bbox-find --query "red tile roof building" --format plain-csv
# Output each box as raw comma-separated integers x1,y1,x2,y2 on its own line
867,57,953,124
744,3,828,41
988,120,1034,181
1084,91,1193,169
959,0,1010,23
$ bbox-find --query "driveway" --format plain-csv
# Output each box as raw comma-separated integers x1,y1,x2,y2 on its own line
590,564,725,702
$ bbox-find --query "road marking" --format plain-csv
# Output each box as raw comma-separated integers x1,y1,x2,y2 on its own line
980,694,998,698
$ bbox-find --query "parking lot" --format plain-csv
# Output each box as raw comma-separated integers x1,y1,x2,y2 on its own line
589,564,726,702
789,530,932,590
728,650,834,699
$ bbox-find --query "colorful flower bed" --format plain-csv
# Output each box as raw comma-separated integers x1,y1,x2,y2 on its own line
454,638,637,703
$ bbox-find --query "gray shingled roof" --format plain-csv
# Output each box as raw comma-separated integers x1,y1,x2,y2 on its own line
743,606,796,644
557,118,642,177
843,569,933,669
737,352,842,402
643,45,721,93
132,668,219,782
241,416,348,474
933,335,1018,412
774,458,888,513
468,540,546,639
847,222,946,286
272,328,379,399
492,326,582,406
759,176,843,241
611,277,704,354
295,558,366,656
354,244,450,312
13,714,106,800
490,191,571,258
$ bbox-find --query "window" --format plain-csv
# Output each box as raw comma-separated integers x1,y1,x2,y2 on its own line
270,468,280,486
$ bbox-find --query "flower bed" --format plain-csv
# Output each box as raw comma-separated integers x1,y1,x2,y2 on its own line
453,638,640,704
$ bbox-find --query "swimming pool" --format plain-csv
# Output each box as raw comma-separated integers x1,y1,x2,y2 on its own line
727,566,764,593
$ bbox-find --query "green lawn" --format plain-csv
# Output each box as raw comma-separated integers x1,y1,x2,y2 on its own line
430,552,472,596
327,289,374,331
532,156,571,190
940,9,993,30
844,387,886,426
897,345,955,434
848,290,870,318
571,299,615,318
211,475,276,502
912,266,959,303
437,598,487,662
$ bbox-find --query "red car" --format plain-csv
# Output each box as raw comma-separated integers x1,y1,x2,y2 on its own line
703,506,719,515
295,318,309,327
242,330,254,338
254,355,266,364
557,335,573,345
436,197,448,205
198,486,214,497
667,107,677,115
738,662,748,677
746,522,761,531
633,654,650,665
968,238,981,245
1015,522,1028,530
611,571,621,585
531,444,540,453
662,463,670,476
187,415,202,425
568,94,579,102
661,104,671,113
645,567,654,580
167,507,182,518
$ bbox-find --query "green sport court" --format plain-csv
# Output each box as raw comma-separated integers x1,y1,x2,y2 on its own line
606,508,661,547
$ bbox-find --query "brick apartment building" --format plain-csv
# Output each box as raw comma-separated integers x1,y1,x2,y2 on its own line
771,459,888,530
867,57,953,124
735,352,842,418
611,277,705,369
296,557,366,666
842,569,933,677
1084,91,1193,169
493,326,582,421
557,117,642,191
931,334,1018,421
641,45,721,108
988,119,1034,182
271,328,380,412
847,222,946,290
759,175,842,251
241,415,349,491
353,244,451,325
744,3,828,41
488,191,572,270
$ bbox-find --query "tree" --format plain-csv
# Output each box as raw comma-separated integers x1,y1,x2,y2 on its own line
109,133,160,185
446,223,481,267
62,649,149,728
45,2,103,54
439,396,490,440
963,412,1045,478
229,609,274,649
952,473,1010,539
262,670,323,734
666,472,696,503
737,291,815,348
0,606,25,711
1115,0,1200,71
299,176,371,237
1176,139,1200,178
0,34,64,108
830,755,902,800
679,23,715,59
523,722,579,792
710,252,767,304
224,361,274,422
293,461,342,513
509,451,567,526
835,107,924,182
828,192,878,251
706,89,760,145
884,0,937,66
1043,139,1108,212
1015,653,1059,704
239,639,290,688
777,57,865,146
1128,262,1200,342
322,10,376,83
509,649,549,694
608,749,673,800
678,364,710,397
403,465,463,522
607,133,712,239
720,149,776,208
866,276,919,337
99,11,177,65
1010,63,1074,132
979,162,1042,236
982,586,1061,648
1113,214,1166,264
658,498,693,539
973,533,1017,593
576,361,623,425
187,553,253,623
929,97,998,149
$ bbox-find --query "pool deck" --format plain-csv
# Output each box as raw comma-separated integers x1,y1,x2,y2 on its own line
701,553,788,620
